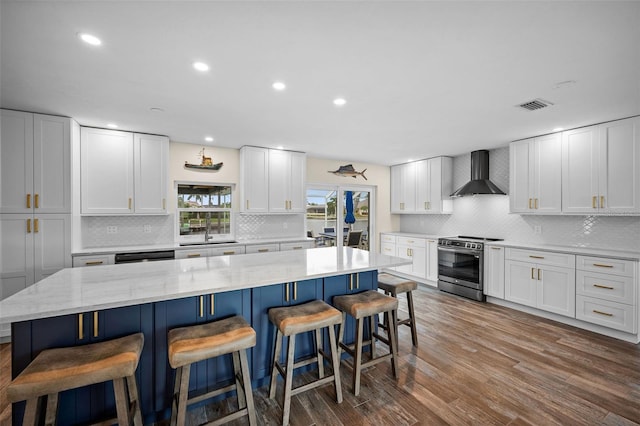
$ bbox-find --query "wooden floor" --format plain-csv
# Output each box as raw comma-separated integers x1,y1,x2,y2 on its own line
2,286,639,425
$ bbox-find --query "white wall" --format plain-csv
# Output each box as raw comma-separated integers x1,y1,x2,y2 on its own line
400,147,640,251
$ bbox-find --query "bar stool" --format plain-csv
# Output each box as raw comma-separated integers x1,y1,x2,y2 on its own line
268,300,343,426
7,332,144,426
377,273,419,347
333,290,398,396
168,316,256,426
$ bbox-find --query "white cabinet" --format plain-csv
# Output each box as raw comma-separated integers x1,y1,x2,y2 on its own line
1,214,71,300
279,241,314,251
505,248,576,317
210,246,246,256
484,245,505,298
72,254,115,267
575,255,637,333
509,133,562,214
390,157,452,214
245,244,279,254
175,248,210,260
240,146,306,214
81,127,168,215
395,236,426,277
426,238,439,282
562,117,640,214
1,110,71,214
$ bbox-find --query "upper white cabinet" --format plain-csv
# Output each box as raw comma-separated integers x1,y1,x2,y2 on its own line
509,133,562,214
240,146,306,214
390,156,453,214
562,117,640,214
1,110,71,214
81,127,168,215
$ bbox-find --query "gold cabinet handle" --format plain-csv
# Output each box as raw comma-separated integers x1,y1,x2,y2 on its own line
187,253,201,258
400,202,404,210
529,255,544,259
600,196,604,209
34,218,39,233
593,310,613,317
592,196,597,209
427,201,431,210
78,313,84,340
424,201,428,210
93,311,99,338
356,273,360,289
27,218,31,233
537,268,541,281
223,251,235,255
85,260,104,265
531,267,535,280
246,200,249,210
534,198,538,209
593,284,614,290
593,263,613,268
293,282,297,300
349,274,353,291
285,283,290,302
162,198,166,210
128,198,132,209
199,296,204,317
210,294,215,316
26,193,31,209
528,198,532,209
34,194,39,209
258,248,269,253
292,246,303,250
491,247,502,250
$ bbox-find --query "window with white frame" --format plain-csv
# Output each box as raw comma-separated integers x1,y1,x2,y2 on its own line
176,183,234,243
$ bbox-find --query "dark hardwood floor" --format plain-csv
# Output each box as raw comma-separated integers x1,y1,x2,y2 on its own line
2,286,639,425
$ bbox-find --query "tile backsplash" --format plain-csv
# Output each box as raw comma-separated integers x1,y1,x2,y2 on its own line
400,147,640,251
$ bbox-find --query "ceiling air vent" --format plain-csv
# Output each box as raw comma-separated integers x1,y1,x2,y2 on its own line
517,98,553,111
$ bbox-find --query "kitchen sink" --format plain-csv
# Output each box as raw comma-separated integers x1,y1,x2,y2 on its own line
179,241,238,246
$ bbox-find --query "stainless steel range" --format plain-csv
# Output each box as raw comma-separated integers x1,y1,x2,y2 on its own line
437,236,503,301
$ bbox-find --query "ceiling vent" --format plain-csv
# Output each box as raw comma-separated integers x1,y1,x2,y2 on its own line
517,98,553,111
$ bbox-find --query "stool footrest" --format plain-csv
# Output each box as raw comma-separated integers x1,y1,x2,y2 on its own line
204,407,250,426
338,339,373,356
291,375,337,397
186,382,237,406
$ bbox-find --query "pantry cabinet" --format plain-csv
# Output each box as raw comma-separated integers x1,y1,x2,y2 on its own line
80,127,169,215
562,117,640,214
509,133,562,214
1,110,71,214
240,146,306,214
390,157,452,214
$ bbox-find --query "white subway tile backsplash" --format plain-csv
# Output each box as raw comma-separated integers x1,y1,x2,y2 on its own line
82,215,175,248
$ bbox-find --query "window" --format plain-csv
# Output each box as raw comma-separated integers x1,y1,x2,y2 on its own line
176,183,234,243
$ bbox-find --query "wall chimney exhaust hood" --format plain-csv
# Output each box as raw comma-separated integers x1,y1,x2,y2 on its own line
450,150,506,197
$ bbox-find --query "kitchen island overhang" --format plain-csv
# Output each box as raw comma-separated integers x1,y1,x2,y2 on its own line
2,247,410,424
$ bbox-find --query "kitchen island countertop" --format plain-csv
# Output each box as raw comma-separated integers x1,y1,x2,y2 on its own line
0,247,409,324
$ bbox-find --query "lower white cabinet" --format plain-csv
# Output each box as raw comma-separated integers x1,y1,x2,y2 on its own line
279,241,314,251
426,238,438,282
72,254,115,267
211,246,246,256
484,245,505,298
380,233,439,283
504,248,576,318
245,244,279,254
175,248,210,260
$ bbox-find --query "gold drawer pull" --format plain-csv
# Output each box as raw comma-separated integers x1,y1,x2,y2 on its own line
78,313,84,340
592,196,597,209
35,194,39,208
593,310,613,317
593,284,614,290
491,247,502,250
349,274,353,291
292,246,303,250
258,248,269,253
285,283,290,302
223,251,235,255
534,198,538,209
199,296,204,317
356,274,360,289
593,263,613,268
93,311,99,337
600,196,604,209
85,260,104,265
26,193,31,209
293,282,297,300
529,255,545,259
210,294,215,316
528,198,532,209
128,198,132,209
187,253,201,258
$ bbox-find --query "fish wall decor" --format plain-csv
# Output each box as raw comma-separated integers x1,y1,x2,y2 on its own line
328,164,367,180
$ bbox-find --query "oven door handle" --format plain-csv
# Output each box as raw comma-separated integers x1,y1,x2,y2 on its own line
437,246,482,256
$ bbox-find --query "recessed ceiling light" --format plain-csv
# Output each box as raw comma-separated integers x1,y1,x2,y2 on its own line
107,123,118,128
333,98,347,107
276,145,284,150
205,136,214,142
77,33,102,46
272,81,286,91
150,107,165,113
552,127,564,132
193,62,210,72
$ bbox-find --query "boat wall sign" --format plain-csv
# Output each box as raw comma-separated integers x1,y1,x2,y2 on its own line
184,148,223,171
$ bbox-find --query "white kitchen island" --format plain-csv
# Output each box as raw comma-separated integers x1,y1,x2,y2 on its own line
1,247,409,424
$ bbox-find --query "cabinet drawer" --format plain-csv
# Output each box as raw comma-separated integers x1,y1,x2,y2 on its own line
211,246,246,256
576,295,637,334
505,248,575,268
279,241,314,251
576,256,636,277
576,271,636,304
245,244,279,254
381,234,396,244
175,249,210,259
72,254,114,267
396,236,426,248
380,242,396,256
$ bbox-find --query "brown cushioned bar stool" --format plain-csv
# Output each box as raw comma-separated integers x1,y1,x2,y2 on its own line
377,273,419,347
168,315,256,426
333,290,399,396
7,332,144,426
268,300,343,426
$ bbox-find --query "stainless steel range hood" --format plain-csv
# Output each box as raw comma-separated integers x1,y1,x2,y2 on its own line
450,150,506,197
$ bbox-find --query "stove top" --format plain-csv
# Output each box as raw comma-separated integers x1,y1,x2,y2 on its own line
437,236,503,250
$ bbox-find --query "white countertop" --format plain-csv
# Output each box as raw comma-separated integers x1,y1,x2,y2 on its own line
0,247,410,324
485,241,640,261
381,232,441,240
72,237,315,256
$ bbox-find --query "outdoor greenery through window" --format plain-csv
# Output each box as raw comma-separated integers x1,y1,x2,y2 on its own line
177,183,233,243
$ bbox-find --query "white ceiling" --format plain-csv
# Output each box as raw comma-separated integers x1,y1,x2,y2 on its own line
2,1,639,165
